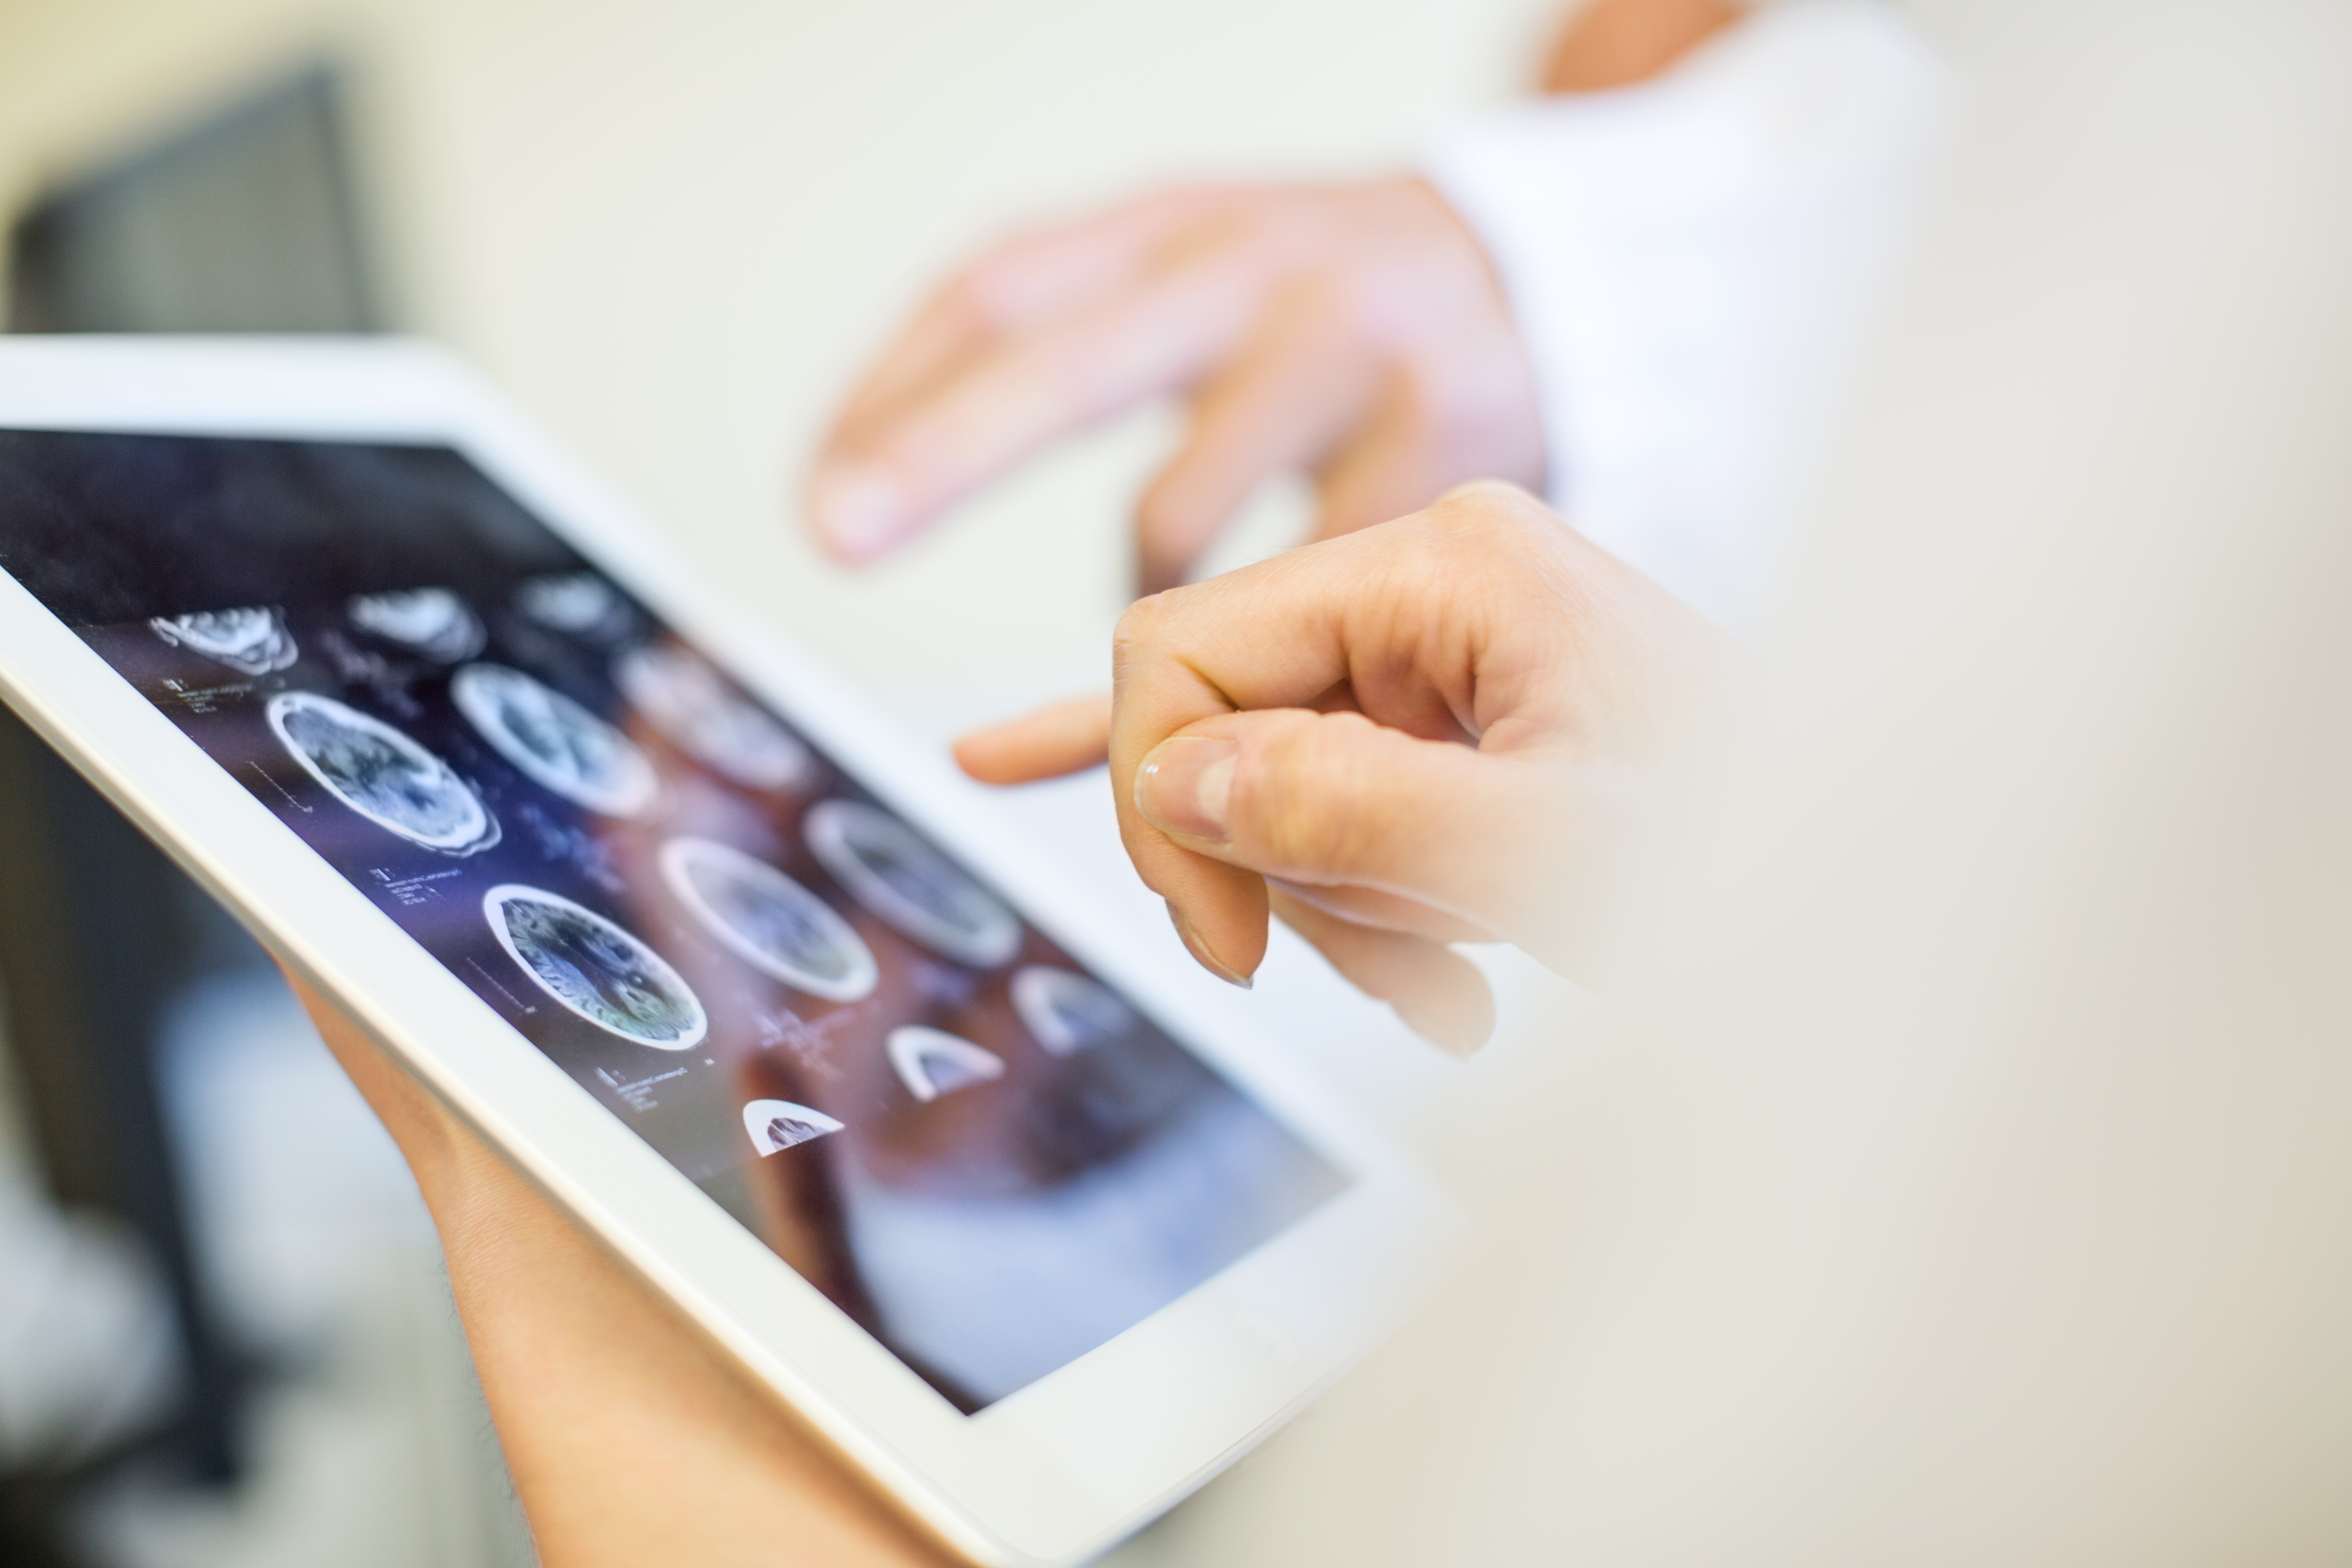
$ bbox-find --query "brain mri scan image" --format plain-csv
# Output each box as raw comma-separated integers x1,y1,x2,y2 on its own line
452,662,659,818
886,1025,1007,1102
149,606,298,675
348,586,487,663
266,691,500,853
483,884,707,1049
743,1098,845,1155
1010,966,1140,1057
660,836,878,1002
514,572,631,640
804,800,1022,969
615,643,817,792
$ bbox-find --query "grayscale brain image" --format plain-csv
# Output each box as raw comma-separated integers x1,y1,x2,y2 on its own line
0,430,1345,1413
486,883,710,1049
266,690,501,854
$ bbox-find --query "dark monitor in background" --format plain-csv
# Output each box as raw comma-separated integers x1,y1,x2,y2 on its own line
7,66,379,334
0,63,383,1561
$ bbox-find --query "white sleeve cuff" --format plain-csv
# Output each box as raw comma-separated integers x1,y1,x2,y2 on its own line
1423,0,1956,631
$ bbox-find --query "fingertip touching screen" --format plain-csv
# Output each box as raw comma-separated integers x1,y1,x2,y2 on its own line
0,431,1347,1413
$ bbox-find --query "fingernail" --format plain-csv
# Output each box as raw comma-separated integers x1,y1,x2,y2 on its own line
1413,1009,1493,1060
810,463,907,561
1167,901,1253,989
1433,477,1538,509
1135,736,1236,844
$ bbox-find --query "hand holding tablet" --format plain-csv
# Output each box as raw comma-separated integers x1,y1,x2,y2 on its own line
284,969,953,1568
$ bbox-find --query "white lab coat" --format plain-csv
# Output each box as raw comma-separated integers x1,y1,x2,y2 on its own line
1426,1,1954,632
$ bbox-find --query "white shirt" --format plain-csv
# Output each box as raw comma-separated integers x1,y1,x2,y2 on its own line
1423,1,1954,631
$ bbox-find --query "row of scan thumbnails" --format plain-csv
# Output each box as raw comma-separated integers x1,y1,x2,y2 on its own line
145,583,1143,1158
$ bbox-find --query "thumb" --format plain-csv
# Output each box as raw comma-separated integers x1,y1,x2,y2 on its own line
1133,707,1569,943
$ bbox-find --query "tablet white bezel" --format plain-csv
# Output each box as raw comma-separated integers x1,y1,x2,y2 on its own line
0,338,1450,1566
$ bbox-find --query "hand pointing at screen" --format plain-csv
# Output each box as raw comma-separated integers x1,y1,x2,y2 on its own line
956,483,1731,1051
807,178,1546,594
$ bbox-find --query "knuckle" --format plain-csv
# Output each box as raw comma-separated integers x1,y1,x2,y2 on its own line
1113,592,1169,648
1414,483,1557,566
1111,591,1181,677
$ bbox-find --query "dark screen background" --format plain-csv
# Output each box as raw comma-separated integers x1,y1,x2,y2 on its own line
0,429,1345,1413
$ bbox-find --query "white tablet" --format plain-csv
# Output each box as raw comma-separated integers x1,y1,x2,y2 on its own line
0,338,1447,1566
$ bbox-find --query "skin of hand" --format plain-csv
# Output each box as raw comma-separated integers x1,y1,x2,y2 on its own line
956,483,1733,1054
807,176,1546,594
280,971,952,1568
1542,0,1743,93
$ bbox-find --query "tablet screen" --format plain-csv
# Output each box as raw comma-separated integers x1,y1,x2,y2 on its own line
0,430,1346,1414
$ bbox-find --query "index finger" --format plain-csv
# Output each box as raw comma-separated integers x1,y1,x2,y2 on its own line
1106,528,1432,984
829,190,1225,445
811,240,1274,562
1105,489,1589,982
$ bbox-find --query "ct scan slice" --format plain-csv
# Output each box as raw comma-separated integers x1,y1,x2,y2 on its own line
743,1098,845,1155
1010,966,1139,1057
451,662,659,818
615,644,816,792
347,587,487,663
804,799,1023,969
514,571,630,640
886,1025,1007,1103
482,884,708,1049
265,691,500,854
148,606,298,675
659,836,878,1003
